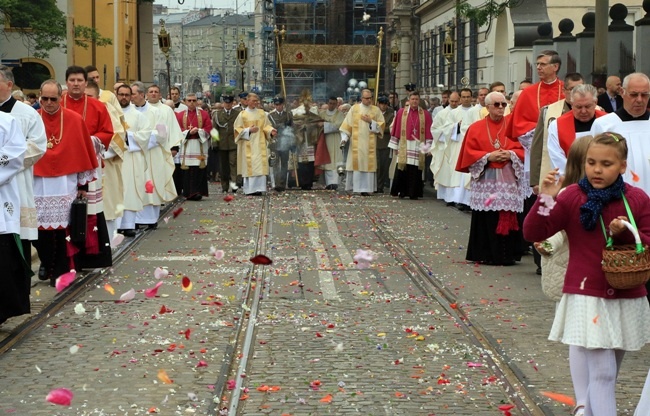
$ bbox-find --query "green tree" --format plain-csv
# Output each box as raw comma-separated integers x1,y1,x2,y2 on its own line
456,0,524,26
0,0,112,59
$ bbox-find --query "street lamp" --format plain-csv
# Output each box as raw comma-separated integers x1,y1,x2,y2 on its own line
237,38,248,92
253,69,258,92
389,42,400,92
157,19,172,98
443,24,455,91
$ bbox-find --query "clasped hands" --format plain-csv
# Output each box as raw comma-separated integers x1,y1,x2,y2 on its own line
487,149,510,163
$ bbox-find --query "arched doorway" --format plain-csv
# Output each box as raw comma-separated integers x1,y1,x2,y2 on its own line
12,58,54,93
190,78,202,94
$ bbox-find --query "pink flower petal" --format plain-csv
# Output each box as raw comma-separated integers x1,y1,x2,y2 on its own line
154,267,169,279
144,281,164,298
196,360,208,368
110,233,124,248
213,249,225,260
119,288,136,302
55,271,76,293
485,194,497,207
46,388,73,406
145,180,154,193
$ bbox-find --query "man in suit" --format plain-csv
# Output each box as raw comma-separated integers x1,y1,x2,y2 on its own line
596,75,623,113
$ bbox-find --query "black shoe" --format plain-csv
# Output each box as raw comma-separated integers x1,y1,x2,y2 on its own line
248,192,262,196
187,195,203,201
375,189,383,193
118,229,136,237
360,192,370,196
38,265,47,281
536,267,542,275
275,186,285,192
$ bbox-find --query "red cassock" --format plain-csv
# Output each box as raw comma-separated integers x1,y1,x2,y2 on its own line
456,114,525,173
176,108,212,136
62,94,114,149
556,109,607,155
35,108,98,177
506,80,565,139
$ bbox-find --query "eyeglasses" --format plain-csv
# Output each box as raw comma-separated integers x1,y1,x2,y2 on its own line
491,102,508,108
41,96,58,102
626,91,650,99
186,99,197,102
361,96,372,100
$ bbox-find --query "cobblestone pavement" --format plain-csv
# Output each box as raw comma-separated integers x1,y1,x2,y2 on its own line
0,184,647,415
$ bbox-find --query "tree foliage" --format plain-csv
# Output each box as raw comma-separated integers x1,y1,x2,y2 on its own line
456,0,524,27
0,0,112,59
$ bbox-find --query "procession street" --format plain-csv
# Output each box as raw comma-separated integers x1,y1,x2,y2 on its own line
0,184,647,415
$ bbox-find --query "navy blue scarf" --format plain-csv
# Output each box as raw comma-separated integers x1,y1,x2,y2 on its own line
578,175,625,230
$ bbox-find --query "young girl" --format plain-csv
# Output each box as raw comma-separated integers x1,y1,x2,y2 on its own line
524,133,650,416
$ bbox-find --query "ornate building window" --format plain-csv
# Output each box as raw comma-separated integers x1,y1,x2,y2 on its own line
469,20,478,86
431,30,438,89
12,59,53,91
438,26,446,87
456,20,466,85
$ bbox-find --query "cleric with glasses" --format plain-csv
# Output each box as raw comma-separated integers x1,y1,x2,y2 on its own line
455,91,527,266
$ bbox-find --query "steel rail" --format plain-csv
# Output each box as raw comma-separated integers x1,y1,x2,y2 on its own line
0,198,185,356
363,205,549,416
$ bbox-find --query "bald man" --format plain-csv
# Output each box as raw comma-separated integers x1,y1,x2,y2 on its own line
596,75,623,113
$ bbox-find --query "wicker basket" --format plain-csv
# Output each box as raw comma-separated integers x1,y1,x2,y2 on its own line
601,220,650,290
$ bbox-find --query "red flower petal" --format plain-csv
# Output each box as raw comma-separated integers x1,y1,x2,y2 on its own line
182,276,192,291
223,195,234,202
46,388,73,406
250,254,273,265
184,328,191,340
173,207,184,218
145,180,154,193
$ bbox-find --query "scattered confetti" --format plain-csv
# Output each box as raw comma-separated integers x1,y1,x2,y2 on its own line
210,246,225,260
223,195,234,202
319,393,333,403
104,284,115,295
46,388,73,406
73,303,86,315
145,180,154,193
157,369,173,384
154,267,169,279
144,281,164,298
182,276,193,292
69,345,80,354
498,404,515,416
110,233,124,248
537,193,556,216
250,254,273,265
55,270,76,293
541,391,575,406
173,207,184,218
631,170,640,182
119,288,136,302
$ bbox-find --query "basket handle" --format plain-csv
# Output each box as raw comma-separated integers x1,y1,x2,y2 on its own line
618,220,645,254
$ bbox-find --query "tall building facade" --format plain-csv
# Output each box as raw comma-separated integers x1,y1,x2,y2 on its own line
260,0,389,101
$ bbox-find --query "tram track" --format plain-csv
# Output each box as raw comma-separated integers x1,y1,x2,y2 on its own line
0,198,186,356
209,194,271,415
362,204,548,416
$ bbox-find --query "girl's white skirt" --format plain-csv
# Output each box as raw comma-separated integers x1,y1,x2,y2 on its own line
549,293,650,350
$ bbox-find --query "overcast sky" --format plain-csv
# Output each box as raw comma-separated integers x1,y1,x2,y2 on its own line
155,0,254,12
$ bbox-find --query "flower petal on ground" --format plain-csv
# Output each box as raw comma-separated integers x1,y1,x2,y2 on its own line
46,388,73,406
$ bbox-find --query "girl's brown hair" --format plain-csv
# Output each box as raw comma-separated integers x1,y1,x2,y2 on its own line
564,135,595,187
